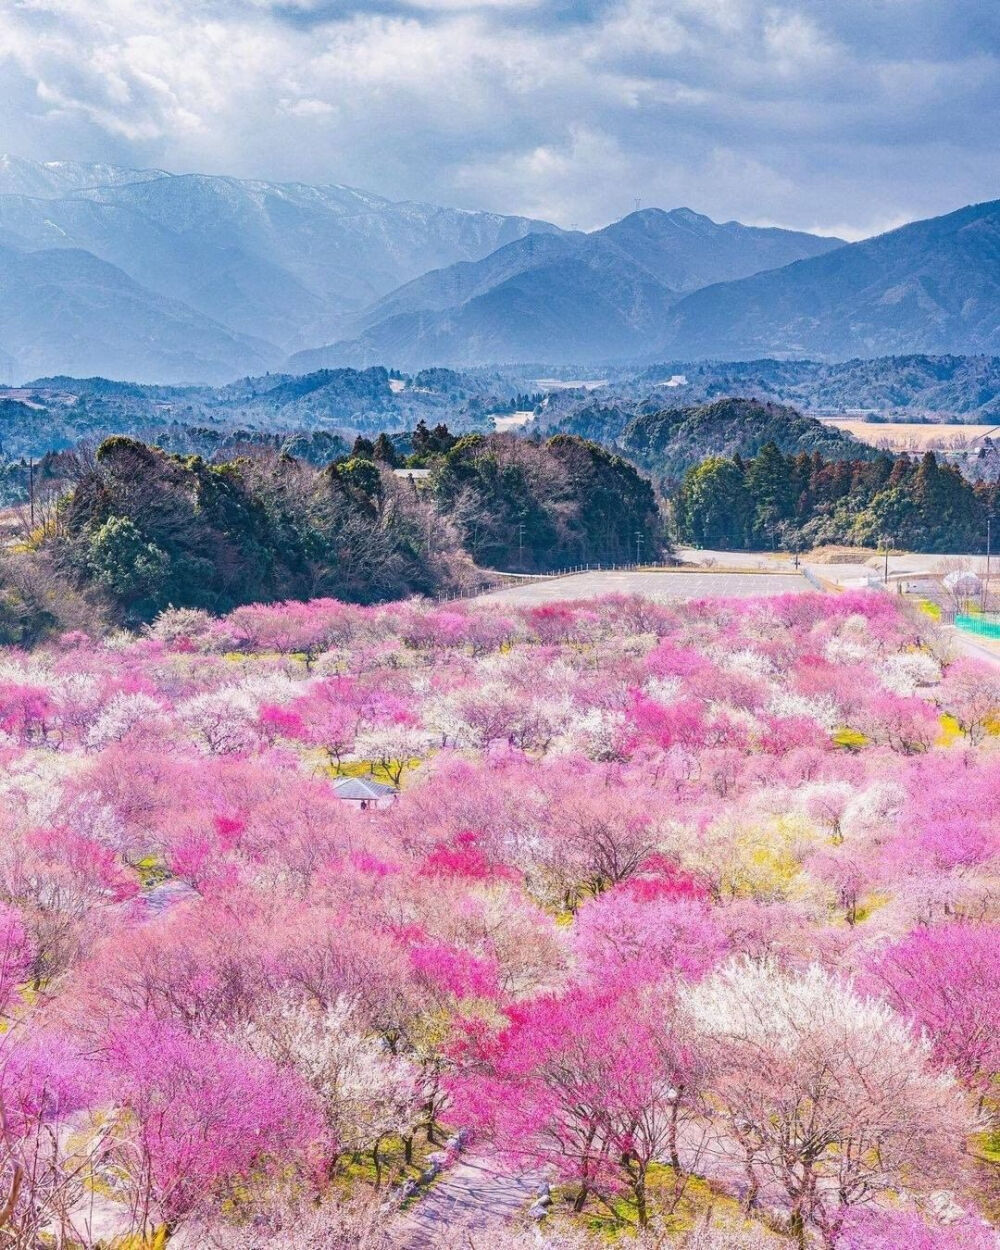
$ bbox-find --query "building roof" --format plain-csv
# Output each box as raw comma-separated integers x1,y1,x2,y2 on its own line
333,777,398,801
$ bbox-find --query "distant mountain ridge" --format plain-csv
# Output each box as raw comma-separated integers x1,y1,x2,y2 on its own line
630,355,1000,421
296,208,844,370
0,156,563,382
294,199,1000,371
658,199,1000,360
3,157,999,383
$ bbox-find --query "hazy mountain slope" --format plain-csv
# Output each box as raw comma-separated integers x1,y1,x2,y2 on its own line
359,208,841,328
0,157,564,359
660,200,1000,360
0,193,330,348
81,172,563,322
293,242,682,370
352,231,582,330
307,208,844,368
0,243,276,384
595,208,842,291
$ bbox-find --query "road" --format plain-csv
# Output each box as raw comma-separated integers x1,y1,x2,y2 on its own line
945,626,1000,670
481,569,810,605
398,1154,541,1248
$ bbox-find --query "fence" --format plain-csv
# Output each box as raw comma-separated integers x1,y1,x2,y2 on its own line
955,613,1000,640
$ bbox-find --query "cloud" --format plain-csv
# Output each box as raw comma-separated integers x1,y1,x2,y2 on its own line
0,0,996,235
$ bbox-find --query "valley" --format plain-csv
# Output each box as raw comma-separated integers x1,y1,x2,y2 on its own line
2,1,999,1245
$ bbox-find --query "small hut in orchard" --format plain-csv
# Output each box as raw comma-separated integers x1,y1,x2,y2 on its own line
333,777,398,810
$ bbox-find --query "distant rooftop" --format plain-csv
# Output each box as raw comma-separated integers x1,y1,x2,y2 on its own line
333,777,398,801
393,468,432,479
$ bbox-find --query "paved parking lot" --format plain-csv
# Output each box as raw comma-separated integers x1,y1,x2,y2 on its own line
481,569,811,604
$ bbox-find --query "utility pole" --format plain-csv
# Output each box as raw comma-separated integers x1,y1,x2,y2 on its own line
28,458,34,531
518,522,526,565
635,530,643,566
883,536,890,585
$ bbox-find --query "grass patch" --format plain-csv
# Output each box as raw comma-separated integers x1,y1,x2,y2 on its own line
853,890,890,924
332,757,422,787
333,1133,433,1198
547,1166,753,1239
134,854,170,888
105,1233,169,1250
975,1129,1000,1164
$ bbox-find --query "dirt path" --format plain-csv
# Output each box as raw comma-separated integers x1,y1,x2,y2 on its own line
398,1154,541,1247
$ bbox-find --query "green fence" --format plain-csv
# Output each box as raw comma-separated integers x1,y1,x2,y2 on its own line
955,614,1000,640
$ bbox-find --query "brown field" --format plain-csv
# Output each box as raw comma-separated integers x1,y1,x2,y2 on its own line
825,419,999,451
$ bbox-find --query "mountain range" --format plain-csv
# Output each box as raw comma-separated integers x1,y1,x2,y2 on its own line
0,156,559,382
658,199,1000,361
293,208,843,370
307,200,1000,369
1,156,999,382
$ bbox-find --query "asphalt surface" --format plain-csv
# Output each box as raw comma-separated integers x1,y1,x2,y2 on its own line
481,569,811,605
946,626,1000,669
398,1155,541,1247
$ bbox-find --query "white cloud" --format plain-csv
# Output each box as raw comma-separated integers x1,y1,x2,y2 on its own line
0,0,996,234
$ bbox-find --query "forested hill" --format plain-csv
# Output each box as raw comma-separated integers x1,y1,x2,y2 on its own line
0,366,519,482
621,397,874,482
558,397,874,484
0,431,664,641
674,443,999,554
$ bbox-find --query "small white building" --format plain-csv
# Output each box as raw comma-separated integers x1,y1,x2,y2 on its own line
333,777,398,810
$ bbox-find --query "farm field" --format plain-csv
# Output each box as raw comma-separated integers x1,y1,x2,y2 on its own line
823,419,999,451
0,591,996,1249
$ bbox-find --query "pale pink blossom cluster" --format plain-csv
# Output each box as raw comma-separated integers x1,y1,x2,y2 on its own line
0,589,992,1247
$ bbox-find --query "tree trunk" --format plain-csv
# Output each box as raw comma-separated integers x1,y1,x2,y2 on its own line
668,1095,681,1171
634,1170,648,1228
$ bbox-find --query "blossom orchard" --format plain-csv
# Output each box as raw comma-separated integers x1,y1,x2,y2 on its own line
0,590,995,1246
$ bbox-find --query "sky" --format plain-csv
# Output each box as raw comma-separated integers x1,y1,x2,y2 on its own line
0,0,998,238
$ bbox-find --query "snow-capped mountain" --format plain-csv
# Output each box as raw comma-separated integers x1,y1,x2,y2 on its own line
0,157,562,381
